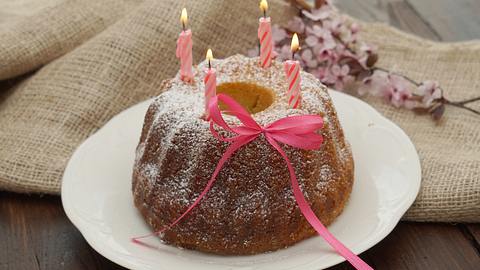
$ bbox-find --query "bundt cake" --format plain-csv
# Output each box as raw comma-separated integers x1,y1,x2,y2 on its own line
132,54,354,255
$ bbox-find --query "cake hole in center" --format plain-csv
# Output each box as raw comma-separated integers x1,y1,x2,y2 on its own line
216,82,275,114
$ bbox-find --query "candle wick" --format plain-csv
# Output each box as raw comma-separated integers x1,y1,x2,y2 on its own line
263,10,267,18
182,21,186,32
292,51,295,60
208,59,211,69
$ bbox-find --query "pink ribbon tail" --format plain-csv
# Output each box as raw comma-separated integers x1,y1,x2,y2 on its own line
265,135,373,270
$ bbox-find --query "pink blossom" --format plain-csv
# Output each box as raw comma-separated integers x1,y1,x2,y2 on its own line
307,25,327,38
350,22,360,34
359,72,417,108
305,35,317,47
302,6,332,21
316,47,336,63
324,17,344,36
277,44,292,61
287,17,305,34
305,25,336,50
325,64,355,91
339,27,353,44
334,43,347,57
358,71,388,96
340,43,374,68
272,25,288,43
312,66,330,82
343,22,360,43
340,48,369,70
418,80,442,107
385,74,413,108
322,44,350,64
301,49,319,68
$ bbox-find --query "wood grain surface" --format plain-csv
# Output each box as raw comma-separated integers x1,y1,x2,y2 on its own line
1,192,479,270
1,0,480,269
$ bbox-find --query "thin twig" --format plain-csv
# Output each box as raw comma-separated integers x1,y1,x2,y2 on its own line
444,101,480,115
372,67,421,86
371,68,480,116
452,96,480,105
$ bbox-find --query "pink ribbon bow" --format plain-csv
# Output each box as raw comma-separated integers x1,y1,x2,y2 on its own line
133,94,372,270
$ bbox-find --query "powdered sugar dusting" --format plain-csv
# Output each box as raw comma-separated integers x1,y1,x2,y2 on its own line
132,55,354,254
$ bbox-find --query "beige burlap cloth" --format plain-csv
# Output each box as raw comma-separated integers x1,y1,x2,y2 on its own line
0,0,478,222
0,0,141,80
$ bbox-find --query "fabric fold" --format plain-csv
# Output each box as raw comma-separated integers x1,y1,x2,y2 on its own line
0,0,293,194
0,0,141,80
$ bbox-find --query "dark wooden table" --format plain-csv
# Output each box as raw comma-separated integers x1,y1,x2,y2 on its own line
1,192,479,270
1,1,480,269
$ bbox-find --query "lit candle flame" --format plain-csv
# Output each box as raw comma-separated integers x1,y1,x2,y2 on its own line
206,49,213,61
291,33,300,52
180,8,188,29
259,0,268,13
206,49,213,68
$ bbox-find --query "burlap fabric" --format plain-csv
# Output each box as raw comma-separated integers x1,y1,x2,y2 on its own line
0,0,62,23
359,25,480,222
0,0,294,192
0,0,478,222
0,0,141,80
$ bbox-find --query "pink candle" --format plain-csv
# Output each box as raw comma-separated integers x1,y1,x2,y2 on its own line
284,60,301,108
204,49,216,114
258,0,274,68
176,8,194,82
284,34,301,109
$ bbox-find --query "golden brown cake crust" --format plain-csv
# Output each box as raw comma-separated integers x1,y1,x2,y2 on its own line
132,55,354,255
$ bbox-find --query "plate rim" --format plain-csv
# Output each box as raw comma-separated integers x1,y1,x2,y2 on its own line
61,90,421,270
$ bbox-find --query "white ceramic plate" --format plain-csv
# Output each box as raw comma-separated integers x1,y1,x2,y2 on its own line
62,90,421,270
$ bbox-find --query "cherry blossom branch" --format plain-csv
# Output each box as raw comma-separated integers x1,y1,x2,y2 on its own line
371,67,480,116
371,67,420,86
248,1,480,121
